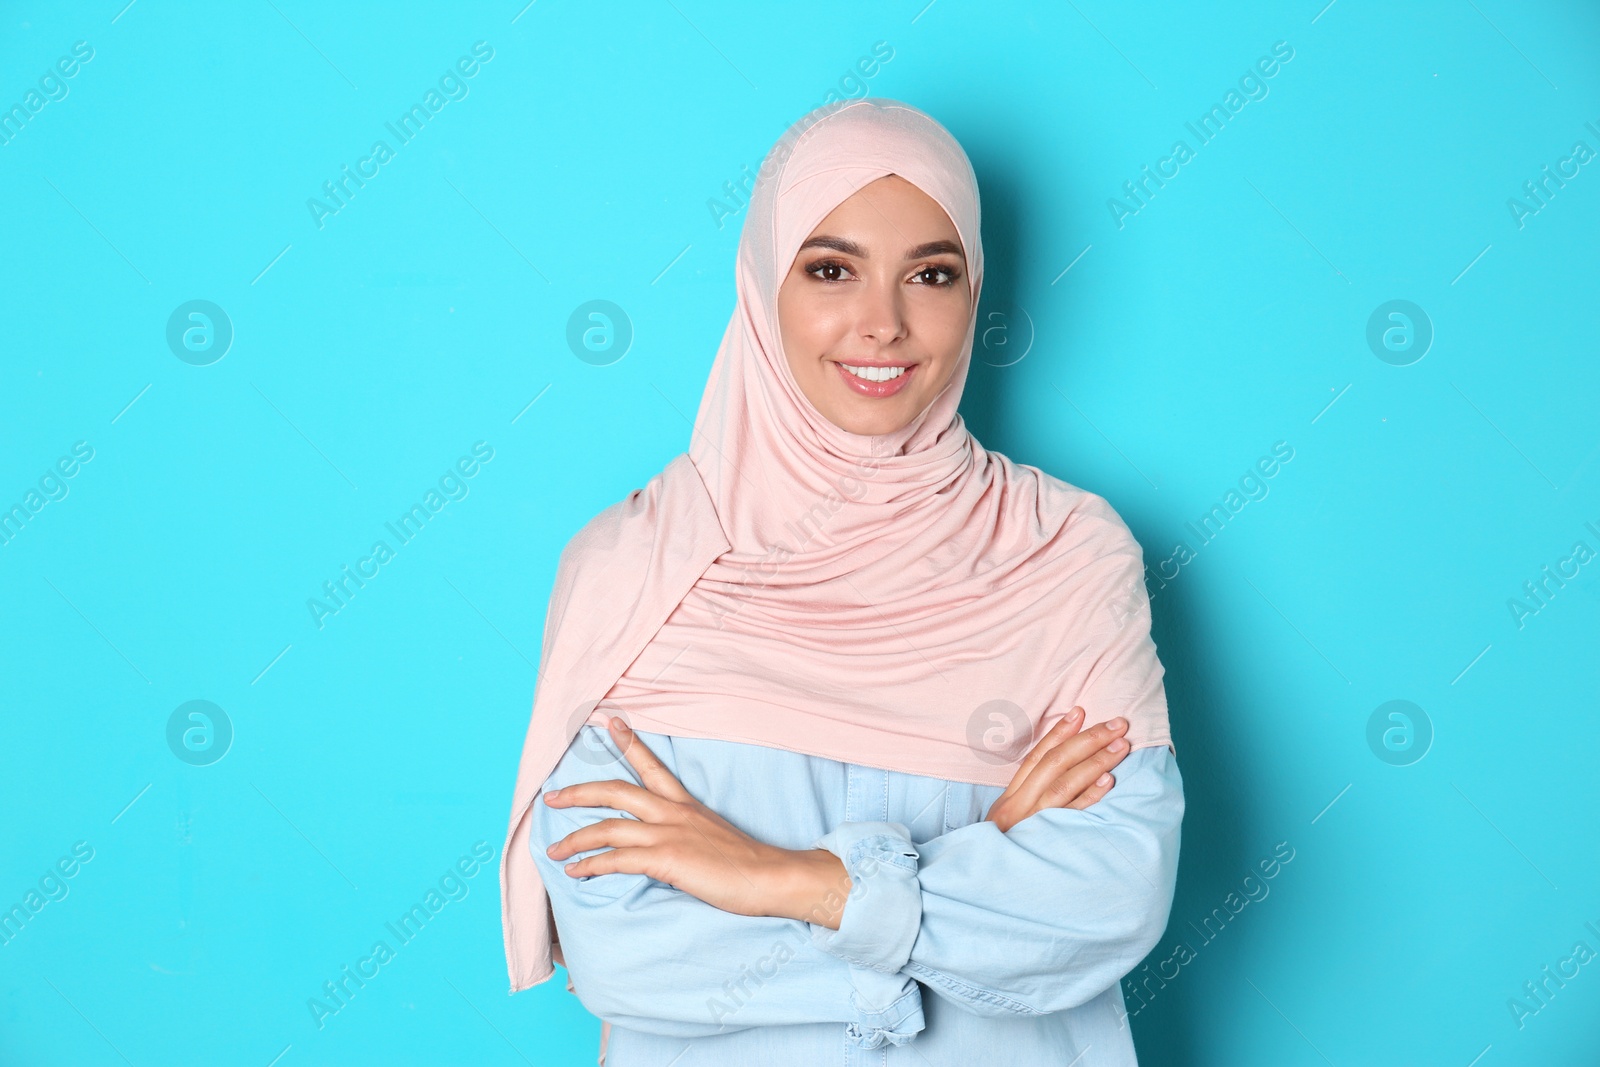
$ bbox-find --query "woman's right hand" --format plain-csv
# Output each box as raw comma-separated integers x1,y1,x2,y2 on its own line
984,707,1130,833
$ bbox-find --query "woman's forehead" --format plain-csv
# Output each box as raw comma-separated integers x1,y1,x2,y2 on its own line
789,180,969,267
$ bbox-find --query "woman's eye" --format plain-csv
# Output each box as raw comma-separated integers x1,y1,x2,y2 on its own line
806,259,852,283
913,265,957,286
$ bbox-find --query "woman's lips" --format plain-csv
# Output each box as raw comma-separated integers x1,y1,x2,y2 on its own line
834,361,917,398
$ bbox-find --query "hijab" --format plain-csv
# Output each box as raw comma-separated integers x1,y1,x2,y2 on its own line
500,97,1172,993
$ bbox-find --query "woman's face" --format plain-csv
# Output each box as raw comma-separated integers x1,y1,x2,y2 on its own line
777,174,972,436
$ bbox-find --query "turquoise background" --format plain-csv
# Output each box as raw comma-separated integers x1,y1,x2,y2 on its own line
3,1,1597,1064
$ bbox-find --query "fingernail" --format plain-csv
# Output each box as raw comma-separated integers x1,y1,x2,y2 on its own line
610,718,630,733
1096,772,1112,786
1110,717,1128,730
546,844,558,856
1068,707,1084,718
1108,738,1128,752
544,789,561,800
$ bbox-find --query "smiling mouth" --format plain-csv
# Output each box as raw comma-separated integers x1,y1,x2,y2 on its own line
834,361,917,398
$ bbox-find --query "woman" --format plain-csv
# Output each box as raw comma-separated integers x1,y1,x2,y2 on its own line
500,98,1181,1066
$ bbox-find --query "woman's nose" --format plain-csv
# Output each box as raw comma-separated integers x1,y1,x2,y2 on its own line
856,278,906,344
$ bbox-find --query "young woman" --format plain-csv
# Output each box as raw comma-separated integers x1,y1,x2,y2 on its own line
500,98,1182,1066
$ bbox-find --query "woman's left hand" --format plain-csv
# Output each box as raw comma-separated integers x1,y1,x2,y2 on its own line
543,717,852,926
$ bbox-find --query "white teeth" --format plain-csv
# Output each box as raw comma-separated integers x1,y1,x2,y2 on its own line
841,364,907,382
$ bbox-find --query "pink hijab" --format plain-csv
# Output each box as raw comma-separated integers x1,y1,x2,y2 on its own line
500,97,1172,994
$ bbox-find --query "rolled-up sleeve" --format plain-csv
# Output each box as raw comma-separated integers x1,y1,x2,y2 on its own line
806,822,926,1048
808,745,1182,1018
532,726,924,1046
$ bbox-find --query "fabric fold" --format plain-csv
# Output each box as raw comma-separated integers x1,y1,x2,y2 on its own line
807,821,923,975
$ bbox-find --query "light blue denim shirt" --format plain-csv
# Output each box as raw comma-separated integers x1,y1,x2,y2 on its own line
531,724,1183,1066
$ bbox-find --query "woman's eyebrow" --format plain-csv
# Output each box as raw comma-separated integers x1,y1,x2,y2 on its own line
798,235,965,262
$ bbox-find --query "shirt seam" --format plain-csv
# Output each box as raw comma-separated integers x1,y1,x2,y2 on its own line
902,961,1043,1016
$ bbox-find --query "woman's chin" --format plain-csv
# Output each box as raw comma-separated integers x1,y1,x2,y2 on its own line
820,394,921,436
